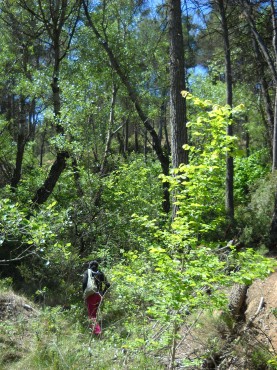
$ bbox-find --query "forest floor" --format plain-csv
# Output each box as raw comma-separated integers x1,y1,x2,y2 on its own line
0,266,276,369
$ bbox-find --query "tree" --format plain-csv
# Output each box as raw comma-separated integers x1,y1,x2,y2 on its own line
238,0,277,169
216,0,234,223
167,0,189,218
236,0,277,250
17,0,81,205
168,0,188,169
0,1,41,190
82,0,171,212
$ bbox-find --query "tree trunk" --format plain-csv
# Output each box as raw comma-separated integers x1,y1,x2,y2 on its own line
32,72,70,205
124,118,129,154
263,0,277,251
134,123,139,153
217,0,234,223
168,0,188,169
144,129,148,160
11,98,27,189
168,0,188,218
100,83,118,175
270,0,277,171
32,151,69,205
158,101,165,142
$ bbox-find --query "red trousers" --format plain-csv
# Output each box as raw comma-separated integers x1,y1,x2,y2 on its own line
86,293,102,334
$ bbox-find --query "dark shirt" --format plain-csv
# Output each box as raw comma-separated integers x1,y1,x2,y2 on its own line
82,269,110,296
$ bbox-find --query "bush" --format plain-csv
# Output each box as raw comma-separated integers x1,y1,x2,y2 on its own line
236,172,277,246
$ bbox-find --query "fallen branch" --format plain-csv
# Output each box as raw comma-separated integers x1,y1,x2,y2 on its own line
245,296,264,329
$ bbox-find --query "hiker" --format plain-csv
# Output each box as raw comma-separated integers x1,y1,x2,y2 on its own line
83,260,110,335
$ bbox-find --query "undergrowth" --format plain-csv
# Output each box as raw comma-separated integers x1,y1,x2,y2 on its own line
0,288,164,370
1,285,277,370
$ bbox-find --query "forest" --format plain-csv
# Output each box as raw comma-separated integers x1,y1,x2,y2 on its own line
0,0,277,369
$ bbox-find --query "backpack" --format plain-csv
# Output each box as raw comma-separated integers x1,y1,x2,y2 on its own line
84,269,98,298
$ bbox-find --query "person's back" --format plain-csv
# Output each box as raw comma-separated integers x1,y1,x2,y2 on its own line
83,260,110,335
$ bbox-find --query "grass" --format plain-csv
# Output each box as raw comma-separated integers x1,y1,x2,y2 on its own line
0,288,164,370
1,284,276,369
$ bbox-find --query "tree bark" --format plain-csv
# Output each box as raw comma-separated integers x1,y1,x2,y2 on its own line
270,0,277,171
168,0,188,169
124,118,129,155
253,0,277,251
168,0,188,219
100,83,118,175
11,98,27,189
32,151,69,204
217,0,234,223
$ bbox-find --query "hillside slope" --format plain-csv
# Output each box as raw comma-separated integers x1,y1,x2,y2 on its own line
0,271,276,369
175,270,277,369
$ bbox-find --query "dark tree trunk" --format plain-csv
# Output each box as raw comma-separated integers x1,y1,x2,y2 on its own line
144,129,148,159
10,132,26,189
134,124,139,152
100,84,118,175
168,0,188,169
269,188,277,253
168,0,188,219
32,151,69,205
32,73,70,205
124,118,129,154
272,0,277,169
11,98,27,189
217,0,234,223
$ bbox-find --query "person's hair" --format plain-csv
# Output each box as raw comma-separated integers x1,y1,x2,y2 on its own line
89,260,99,270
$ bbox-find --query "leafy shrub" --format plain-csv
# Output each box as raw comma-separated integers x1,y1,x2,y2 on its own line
236,172,277,246
234,148,270,204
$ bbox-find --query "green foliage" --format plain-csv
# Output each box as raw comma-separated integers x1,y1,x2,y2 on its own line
163,93,244,242
0,0,275,365
267,356,277,369
103,94,276,360
251,348,275,370
0,277,13,291
71,154,163,256
0,197,65,248
234,149,270,203
103,154,162,216
190,75,269,152
236,172,277,246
